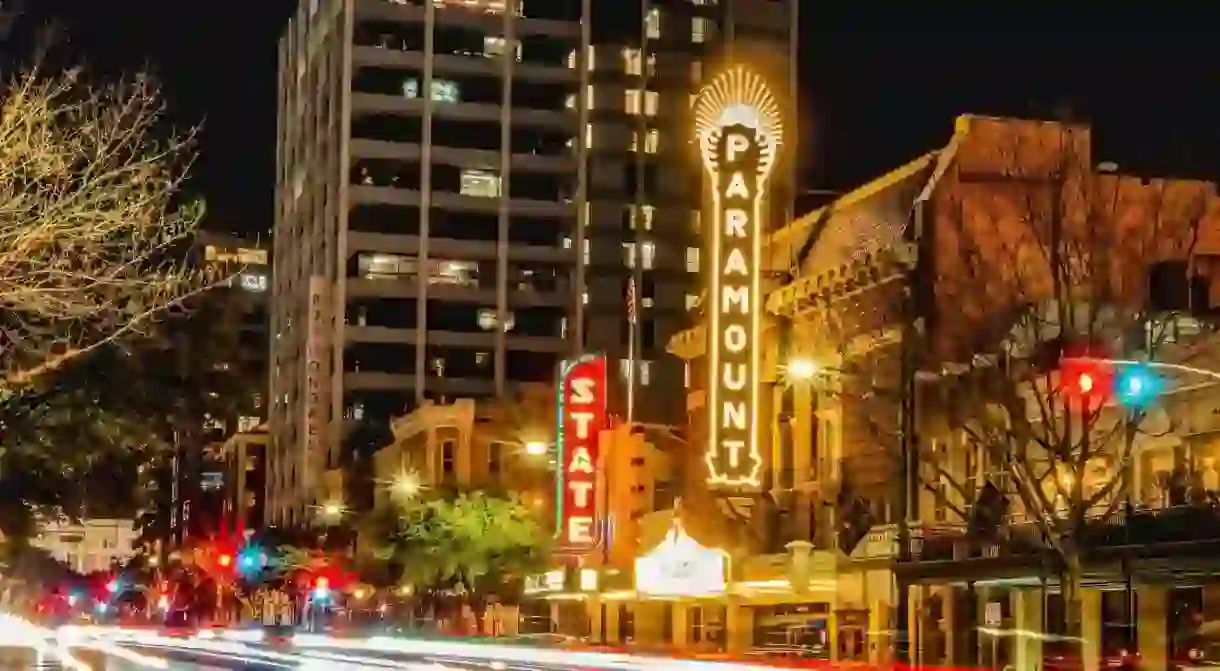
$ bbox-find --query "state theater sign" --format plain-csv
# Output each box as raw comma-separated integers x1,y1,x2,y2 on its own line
554,353,607,552
695,66,784,490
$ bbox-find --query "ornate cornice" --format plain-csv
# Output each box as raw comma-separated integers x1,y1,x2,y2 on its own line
767,243,917,318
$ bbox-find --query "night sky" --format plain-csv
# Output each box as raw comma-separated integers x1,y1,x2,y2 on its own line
21,4,1220,234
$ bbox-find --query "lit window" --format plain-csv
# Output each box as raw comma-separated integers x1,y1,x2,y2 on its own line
686,247,699,272
625,89,640,114
629,204,655,230
582,291,589,305
644,90,658,116
477,308,515,331
484,36,520,60
586,123,594,148
692,17,711,43
402,78,461,102
583,238,590,265
646,8,660,39
239,272,268,292
685,293,700,311
460,169,501,197
623,241,655,269
564,87,595,110
430,259,479,286
623,48,643,76
644,129,659,153
432,79,460,102
619,359,653,386
567,46,595,70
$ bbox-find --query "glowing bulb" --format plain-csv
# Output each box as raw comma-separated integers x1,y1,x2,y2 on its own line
787,359,819,380
524,441,548,456
1078,373,1094,394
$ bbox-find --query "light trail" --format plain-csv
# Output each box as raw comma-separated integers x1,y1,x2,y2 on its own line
1064,356,1220,381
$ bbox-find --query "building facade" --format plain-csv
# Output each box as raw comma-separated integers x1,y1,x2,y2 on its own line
220,426,269,536
34,518,139,575
668,114,1220,667
137,233,270,554
270,0,797,526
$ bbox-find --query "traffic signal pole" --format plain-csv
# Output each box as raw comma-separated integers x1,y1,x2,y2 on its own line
895,232,921,664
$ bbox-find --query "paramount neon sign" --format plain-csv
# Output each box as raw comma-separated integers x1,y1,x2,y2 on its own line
695,67,784,489
554,354,607,550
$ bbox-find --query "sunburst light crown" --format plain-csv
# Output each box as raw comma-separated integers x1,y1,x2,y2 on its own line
694,66,784,180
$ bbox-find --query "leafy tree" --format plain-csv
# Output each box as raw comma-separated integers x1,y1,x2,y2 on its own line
369,490,549,629
0,289,261,541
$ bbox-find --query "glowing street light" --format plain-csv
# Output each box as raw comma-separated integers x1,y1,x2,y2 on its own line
319,501,344,522
392,471,423,500
786,358,820,381
524,441,549,456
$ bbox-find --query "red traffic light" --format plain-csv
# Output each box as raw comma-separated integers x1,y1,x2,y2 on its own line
1060,359,1114,400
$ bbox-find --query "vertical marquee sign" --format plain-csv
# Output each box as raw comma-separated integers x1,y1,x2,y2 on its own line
695,67,784,489
554,353,607,552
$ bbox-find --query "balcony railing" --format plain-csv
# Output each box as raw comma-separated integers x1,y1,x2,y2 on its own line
906,503,1220,563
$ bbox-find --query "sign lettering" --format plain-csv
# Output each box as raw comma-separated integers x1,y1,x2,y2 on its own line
694,67,784,489
554,354,607,551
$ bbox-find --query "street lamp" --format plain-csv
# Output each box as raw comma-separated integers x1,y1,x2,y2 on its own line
319,501,344,525
524,440,549,456
392,471,423,500
786,358,820,381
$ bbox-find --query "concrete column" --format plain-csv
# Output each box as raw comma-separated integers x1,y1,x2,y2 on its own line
870,600,891,665
827,610,839,662
604,602,620,644
672,603,690,650
1014,588,1044,671
1082,589,1102,671
725,599,754,653
587,599,603,643
942,587,958,666
1137,585,1168,671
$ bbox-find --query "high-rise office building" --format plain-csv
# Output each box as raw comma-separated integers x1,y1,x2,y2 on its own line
270,0,796,526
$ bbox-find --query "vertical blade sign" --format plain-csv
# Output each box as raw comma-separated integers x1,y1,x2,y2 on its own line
554,354,607,552
694,67,784,490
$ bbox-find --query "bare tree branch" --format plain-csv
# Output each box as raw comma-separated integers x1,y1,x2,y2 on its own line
0,59,216,396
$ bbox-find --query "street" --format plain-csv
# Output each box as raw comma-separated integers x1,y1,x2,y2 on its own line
0,614,809,670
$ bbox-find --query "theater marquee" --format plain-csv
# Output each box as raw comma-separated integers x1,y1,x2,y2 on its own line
695,67,784,490
554,353,607,552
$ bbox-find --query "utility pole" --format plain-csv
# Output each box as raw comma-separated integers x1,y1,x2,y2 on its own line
895,234,921,664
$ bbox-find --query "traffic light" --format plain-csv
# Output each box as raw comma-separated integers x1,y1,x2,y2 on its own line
1115,363,1164,410
313,576,331,601
1060,359,1113,400
217,553,233,568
